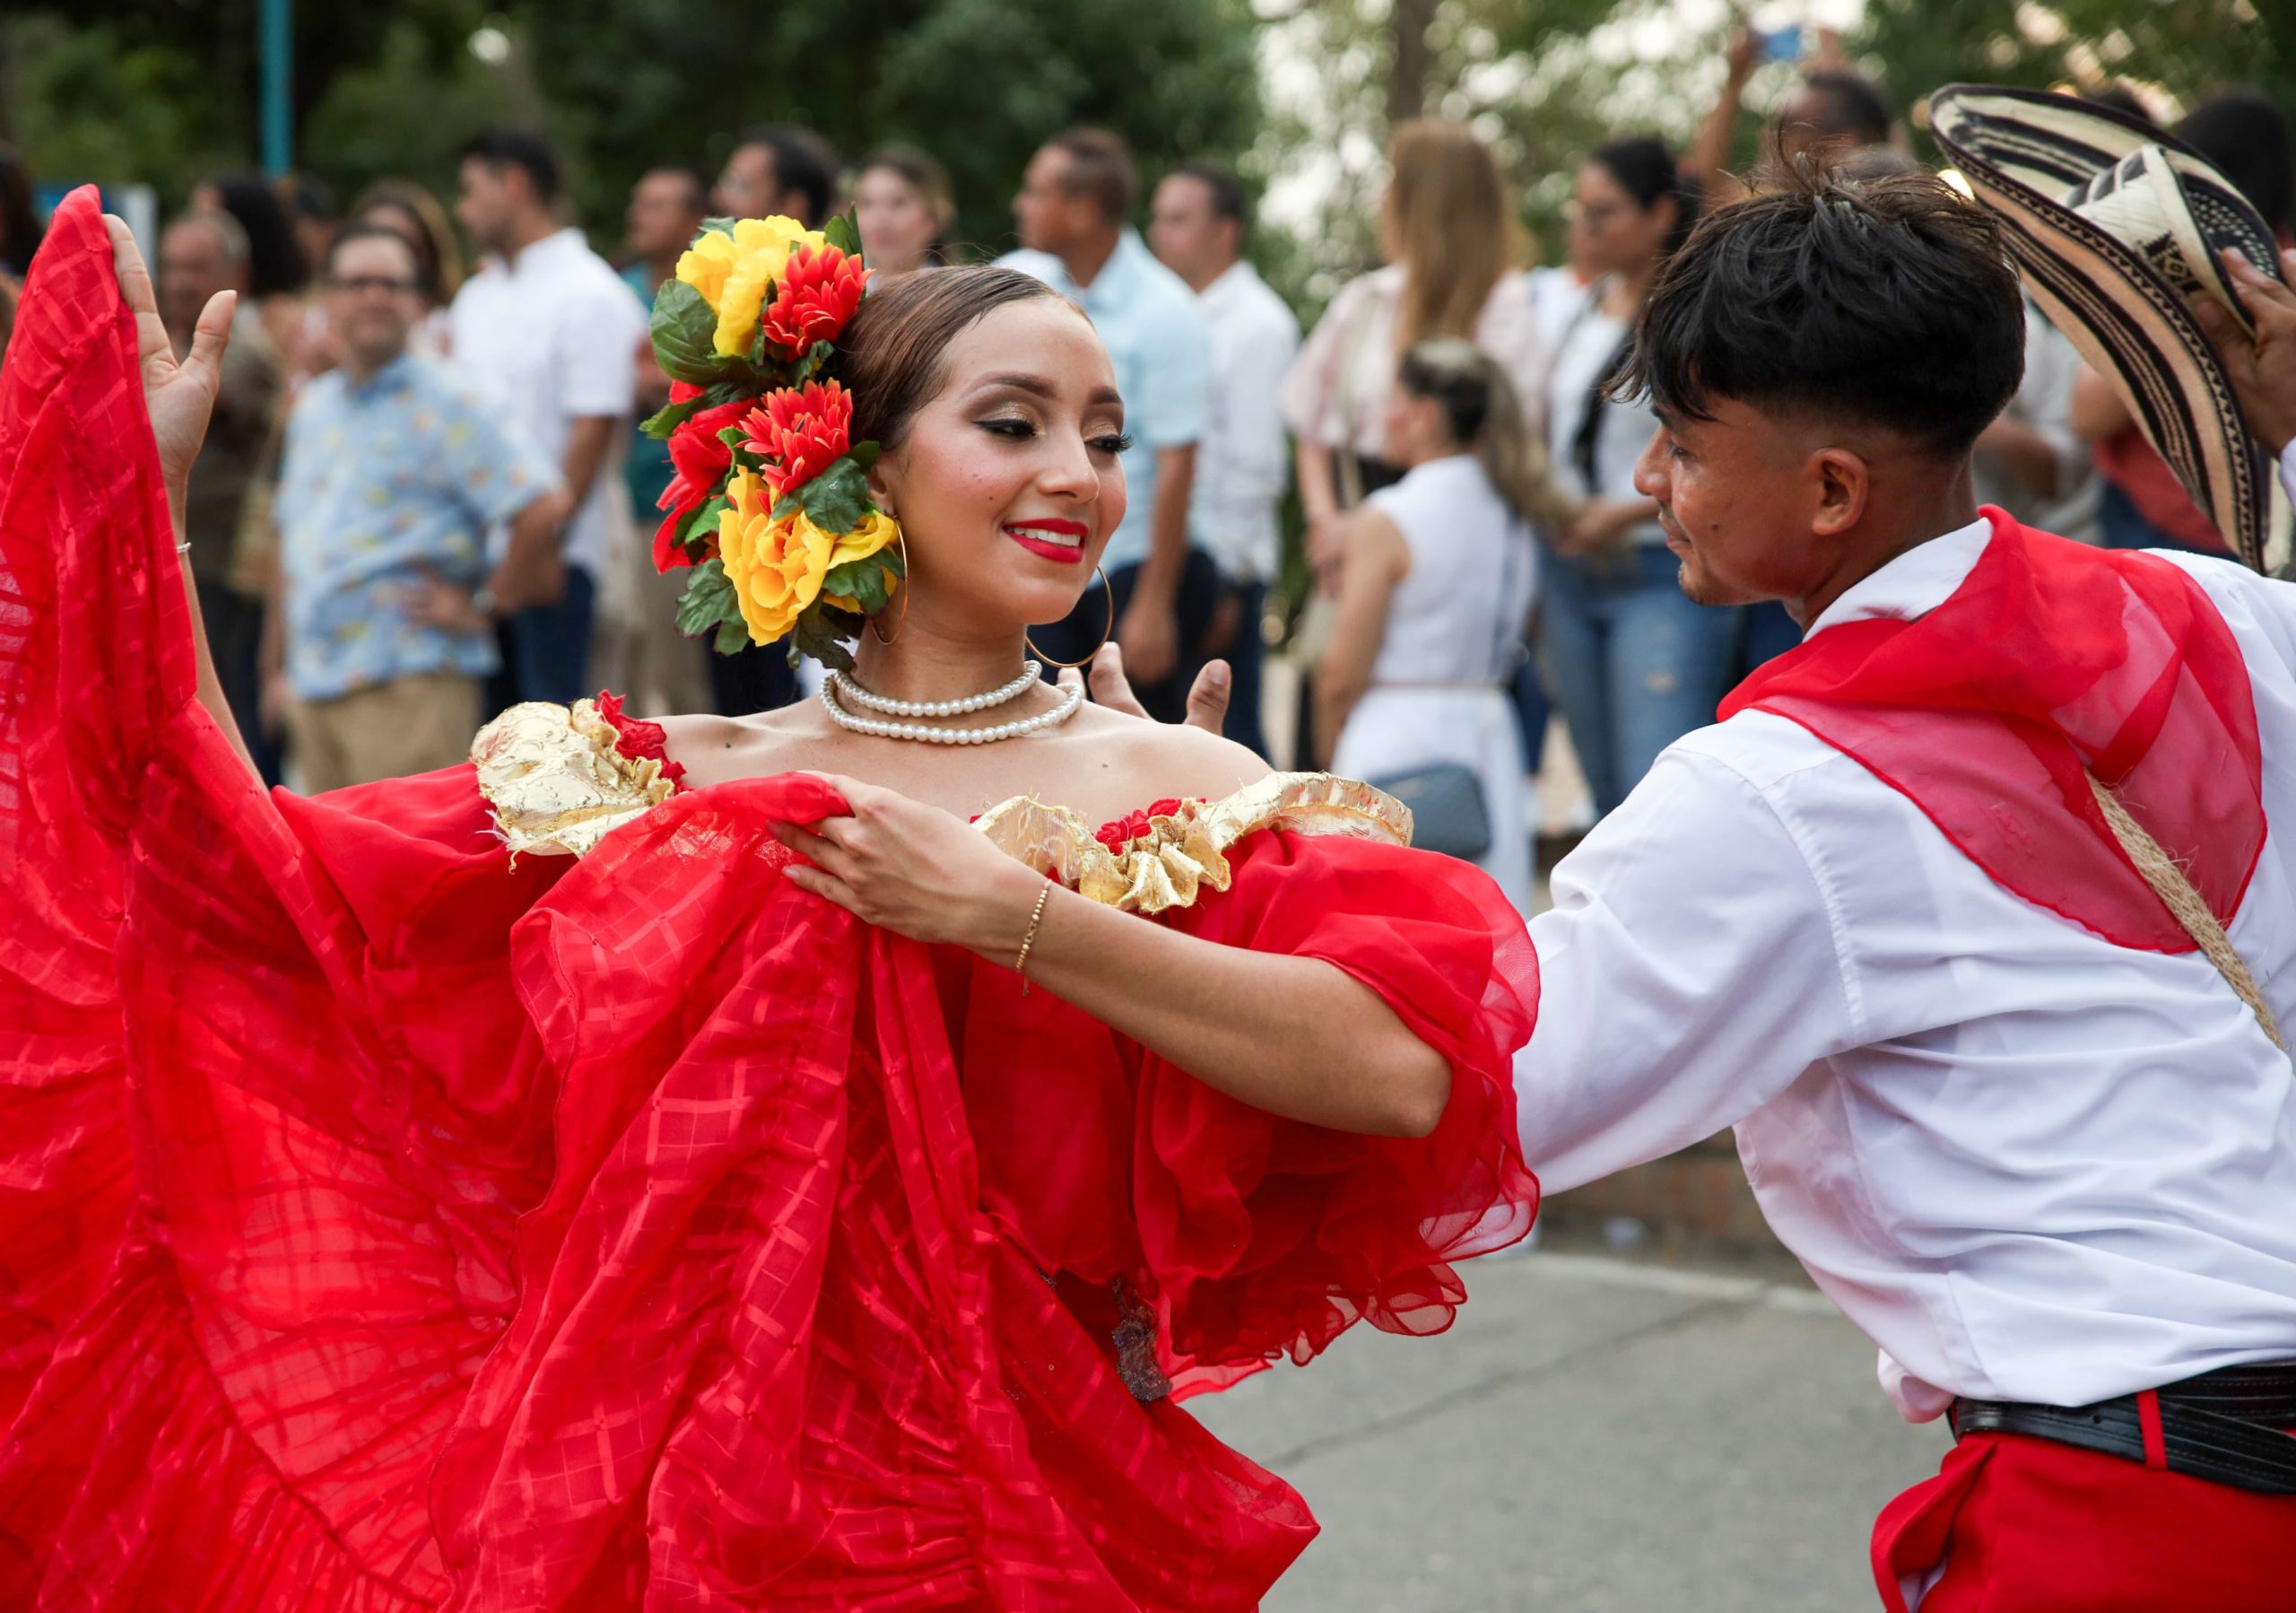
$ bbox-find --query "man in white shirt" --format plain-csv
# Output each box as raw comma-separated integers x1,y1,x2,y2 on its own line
1000,129,1213,722
449,128,647,708
1148,162,1299,760
1515,168,2296,1609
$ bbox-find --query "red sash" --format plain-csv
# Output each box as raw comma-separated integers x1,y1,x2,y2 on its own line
1721,510,2264,953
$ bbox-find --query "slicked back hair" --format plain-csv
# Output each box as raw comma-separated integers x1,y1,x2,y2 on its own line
1048,127,1138,226
1169,162,1248,229
1611,162,2024,457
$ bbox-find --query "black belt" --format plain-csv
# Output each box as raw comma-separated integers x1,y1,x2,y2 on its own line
1951,1362,2296,1495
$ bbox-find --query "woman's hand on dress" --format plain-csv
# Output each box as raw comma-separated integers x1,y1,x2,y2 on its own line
107,215,233,501
769,774,1045,956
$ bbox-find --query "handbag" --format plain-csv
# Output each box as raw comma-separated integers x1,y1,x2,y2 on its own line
1367,759,1493,859
1361,484,1534,864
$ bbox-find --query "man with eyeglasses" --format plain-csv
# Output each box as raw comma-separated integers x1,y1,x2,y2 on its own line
263,223,570,791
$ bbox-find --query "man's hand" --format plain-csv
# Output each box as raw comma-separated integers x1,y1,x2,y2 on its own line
1557,497,1647,554
2196,247,2296,456
1058,642,1231,733
109,214,232,498
1116,594,1179,685
402,575,491,635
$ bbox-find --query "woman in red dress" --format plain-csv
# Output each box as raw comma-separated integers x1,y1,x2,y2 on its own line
0,191,1538,1609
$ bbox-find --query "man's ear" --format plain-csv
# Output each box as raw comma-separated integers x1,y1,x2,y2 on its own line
1808,445,1869,537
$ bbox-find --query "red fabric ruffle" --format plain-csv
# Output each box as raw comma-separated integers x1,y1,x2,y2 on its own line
0,191,1540,1608
1723,510,2264,952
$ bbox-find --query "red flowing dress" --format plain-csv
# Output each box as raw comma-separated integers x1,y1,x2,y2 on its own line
0,191,1540,1609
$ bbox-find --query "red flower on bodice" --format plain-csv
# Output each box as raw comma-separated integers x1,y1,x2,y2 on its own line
593,690,688,788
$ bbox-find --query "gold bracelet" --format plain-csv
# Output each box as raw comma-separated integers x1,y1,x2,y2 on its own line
1013,882,1054,995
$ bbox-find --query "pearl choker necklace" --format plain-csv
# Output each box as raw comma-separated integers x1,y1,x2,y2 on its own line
828,661,1039,718
821,665,1083,744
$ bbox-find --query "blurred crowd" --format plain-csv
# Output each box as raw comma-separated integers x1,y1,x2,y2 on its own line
0,39,2288,911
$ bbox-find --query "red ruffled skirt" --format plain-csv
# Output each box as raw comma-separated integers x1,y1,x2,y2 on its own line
0,190,1540,1609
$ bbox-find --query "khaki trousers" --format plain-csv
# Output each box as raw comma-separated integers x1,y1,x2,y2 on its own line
285,670,482,794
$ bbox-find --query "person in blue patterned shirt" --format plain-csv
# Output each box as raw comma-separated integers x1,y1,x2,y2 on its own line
266,224,568,791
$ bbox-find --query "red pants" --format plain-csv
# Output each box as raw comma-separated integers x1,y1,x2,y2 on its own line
1873,1430,2296,1610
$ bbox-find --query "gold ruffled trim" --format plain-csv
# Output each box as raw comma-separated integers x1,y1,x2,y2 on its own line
468,702,1413,909
471,700,682,861
973,771,1413,915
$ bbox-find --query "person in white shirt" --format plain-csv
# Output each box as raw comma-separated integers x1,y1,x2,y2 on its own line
1000,128,1213,721
1148,162,1300,759
448,128,646,708
1520,167,2296,1609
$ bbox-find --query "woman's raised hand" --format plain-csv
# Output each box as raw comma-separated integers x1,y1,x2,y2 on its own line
769,775,1047,957
106,214,234,498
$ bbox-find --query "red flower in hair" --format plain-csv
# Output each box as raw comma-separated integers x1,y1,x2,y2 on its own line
652,388,759,571
592,690,689,788
741,380,854,499
759,243,871,358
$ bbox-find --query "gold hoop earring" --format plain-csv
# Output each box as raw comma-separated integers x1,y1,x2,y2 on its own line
868,526,909,646
1025,564,1115,669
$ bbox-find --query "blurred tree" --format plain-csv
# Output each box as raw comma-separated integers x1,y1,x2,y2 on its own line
512,0,1264,256
1854,0,2292,150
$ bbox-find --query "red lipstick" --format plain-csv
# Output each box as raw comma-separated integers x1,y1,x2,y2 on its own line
1003,519,1088,565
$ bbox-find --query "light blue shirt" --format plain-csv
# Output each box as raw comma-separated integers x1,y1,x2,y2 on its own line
278,353,560,701
997,231,1212,572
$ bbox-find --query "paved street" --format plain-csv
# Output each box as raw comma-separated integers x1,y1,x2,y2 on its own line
1190,1244,1943,1612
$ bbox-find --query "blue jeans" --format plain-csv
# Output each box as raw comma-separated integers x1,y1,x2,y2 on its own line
1538,544,1741,817
486,562,596,711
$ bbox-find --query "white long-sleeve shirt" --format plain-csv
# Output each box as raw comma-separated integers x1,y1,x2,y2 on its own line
1187,261,1299,585
1520,516,2296,1422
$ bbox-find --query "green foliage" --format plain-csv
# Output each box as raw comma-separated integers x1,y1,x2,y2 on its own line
770,457,875,534
674,557,738,639
651,279,728,386
1854,0,2292,153
509,0,1263,256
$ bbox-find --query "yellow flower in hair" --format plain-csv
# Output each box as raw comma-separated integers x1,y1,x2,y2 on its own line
718,467,900,645
675,216,826,359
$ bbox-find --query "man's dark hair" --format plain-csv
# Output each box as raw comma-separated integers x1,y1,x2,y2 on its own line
1613,164,2024,456
322,221,422,280
648,164,711,215
1800,70,1893,146
735,125,840,226
2178,89,2292,236
204,173,309,297
458,128,561,206
1169,162,1247,229
1048,127,1137,225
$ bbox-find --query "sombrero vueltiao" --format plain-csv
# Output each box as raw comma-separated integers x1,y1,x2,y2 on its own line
1927,83,2288,573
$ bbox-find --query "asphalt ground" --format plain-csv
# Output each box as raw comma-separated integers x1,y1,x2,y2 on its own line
1189,1242,1943,1612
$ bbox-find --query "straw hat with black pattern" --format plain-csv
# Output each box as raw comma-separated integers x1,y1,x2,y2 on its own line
1927,83,2289,573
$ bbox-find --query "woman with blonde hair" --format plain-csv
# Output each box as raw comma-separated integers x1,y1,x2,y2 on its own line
1315,337,1559,911
1281,119,1544,570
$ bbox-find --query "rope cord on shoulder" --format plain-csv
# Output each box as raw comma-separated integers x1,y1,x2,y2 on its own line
2086,772,2287,1051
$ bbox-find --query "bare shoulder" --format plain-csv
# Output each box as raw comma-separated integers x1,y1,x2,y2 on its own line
1058,702,1273,805
655,703,845,789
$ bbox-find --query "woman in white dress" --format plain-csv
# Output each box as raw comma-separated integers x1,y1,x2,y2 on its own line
1315,338,1546,911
